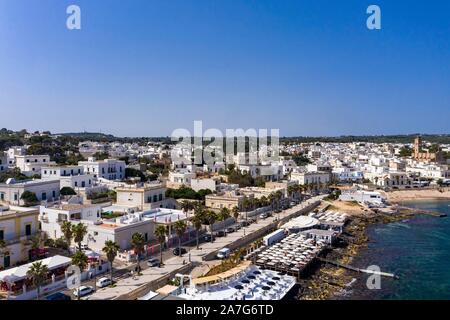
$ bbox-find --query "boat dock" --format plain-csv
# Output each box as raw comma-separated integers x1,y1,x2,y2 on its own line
318,258,399,279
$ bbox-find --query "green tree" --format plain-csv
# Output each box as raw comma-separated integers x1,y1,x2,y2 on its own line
131,232,145,273
60,187,77,196
173,220,187,256
154,225,167,266
218,207,230,236
72,223,88,252
71,251,88,300
20,191,38,206
27,261,49,300
60,221,73,251
232,206,240,222
102,240,120,283
206,211,218,242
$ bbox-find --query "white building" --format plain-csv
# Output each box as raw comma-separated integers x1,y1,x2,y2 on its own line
15,155,55,177
0,179,60,206
290,171,330,185
339,190,386,205
6,146,26,167
238,164,283,181
40,204,189,252
41,165,96,190
39,203,102,240
190,178,218,192
78,157,125,181
115,183,174,210
168,169,196,186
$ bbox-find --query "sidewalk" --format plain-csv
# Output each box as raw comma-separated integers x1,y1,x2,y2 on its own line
88,196,325,300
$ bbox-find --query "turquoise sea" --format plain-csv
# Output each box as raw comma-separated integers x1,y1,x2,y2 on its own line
342,200,450,300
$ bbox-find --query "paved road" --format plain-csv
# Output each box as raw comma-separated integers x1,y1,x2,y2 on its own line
65,196,325,300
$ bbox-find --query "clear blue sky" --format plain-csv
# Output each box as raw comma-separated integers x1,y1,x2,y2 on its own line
0,0,449,137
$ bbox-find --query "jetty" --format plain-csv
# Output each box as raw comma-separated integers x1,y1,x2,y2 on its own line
318,258,399,279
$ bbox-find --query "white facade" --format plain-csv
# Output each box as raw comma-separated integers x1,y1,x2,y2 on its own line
115,184,171,210
168,169,196,185
78,157,125,181
41,165,96,190
0,179,60,206
15,155,55,176
190,178,218,192
290,171,330,185
339,190,386,204
39,203,102,240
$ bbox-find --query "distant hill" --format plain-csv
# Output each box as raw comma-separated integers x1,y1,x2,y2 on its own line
58,132,117,141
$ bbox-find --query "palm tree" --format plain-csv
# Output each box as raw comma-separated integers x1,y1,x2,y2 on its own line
242,197,252,222
173,220,187,256
72,223,87,252
206,211,218,242
232,206,240,222
131,232,145,274
218,207,230,236
102,240,120,282
180,200,194,217
27,261,49,300
154,225,167,266
71,251,88,300
191,214,203,250
60,221,73,252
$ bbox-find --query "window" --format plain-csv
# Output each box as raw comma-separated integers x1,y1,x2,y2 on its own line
52,191,56,198
159,194,163,201
0,193,4,201
42,192,47,200
14,194,18,201
25,224,32,236
153,195,158,202
75,182,78,187
0,230,4,240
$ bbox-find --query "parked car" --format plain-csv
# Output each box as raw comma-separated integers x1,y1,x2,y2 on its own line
248,218,257,224
226,227,235,233
275,209,282,213
259,213,268,219
80,244,89,251
73,286,94,298
46,292,71,301
233,224,242,230
96,277,112,288
203,234,212,242
240,221,250,227
216,248,231,260
216,230,226,237
147,258,160,267
173,247,187,256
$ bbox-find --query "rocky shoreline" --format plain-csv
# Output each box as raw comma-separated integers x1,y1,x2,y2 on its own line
296,207,419,300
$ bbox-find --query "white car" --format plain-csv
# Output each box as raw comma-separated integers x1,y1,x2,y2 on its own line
73,285,94,297
96,277,112,288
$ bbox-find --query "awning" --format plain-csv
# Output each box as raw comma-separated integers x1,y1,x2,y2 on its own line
0,255,72,283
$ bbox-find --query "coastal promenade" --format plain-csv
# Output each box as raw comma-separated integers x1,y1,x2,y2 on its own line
88,195,325,300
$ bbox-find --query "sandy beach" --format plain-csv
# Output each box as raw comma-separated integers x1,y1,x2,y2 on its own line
382,188,450,203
